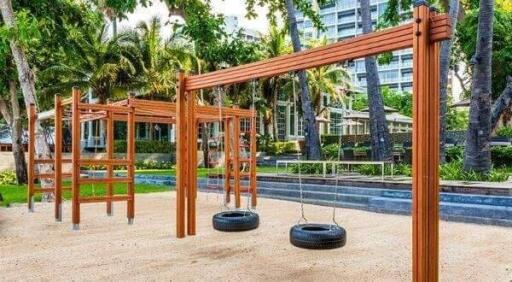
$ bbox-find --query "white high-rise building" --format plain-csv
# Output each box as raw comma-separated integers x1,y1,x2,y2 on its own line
296,0,414,93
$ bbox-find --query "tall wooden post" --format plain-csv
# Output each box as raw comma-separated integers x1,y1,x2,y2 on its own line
223,118,231,204
71,87,81,230
412,2,440,281
250,110,257,207
27,104,36,212
106,99,114,216
127,93,135,224
186,90,197,235
233,115,241,208
54,95,63,221
176,71,187,238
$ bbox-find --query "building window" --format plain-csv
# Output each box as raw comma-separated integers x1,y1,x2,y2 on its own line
277,105,287,141
330,112,343,135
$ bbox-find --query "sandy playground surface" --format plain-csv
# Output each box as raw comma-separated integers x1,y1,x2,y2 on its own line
0,191,511,281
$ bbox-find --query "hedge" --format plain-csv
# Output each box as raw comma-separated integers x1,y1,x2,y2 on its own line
114,140,175,153
265,141,299,155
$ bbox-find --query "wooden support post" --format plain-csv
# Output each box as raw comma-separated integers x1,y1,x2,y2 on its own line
54,95,63,221
71,87,81,230
27,104,36,212
233,115,241,208
176,71,187,238
412,2,440,281
186,90,197,235
223,118,231,204
127,94,135,224
106,99,114,216
250,110,257,207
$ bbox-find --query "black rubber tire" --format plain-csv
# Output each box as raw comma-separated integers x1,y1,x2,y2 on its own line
212,211,259,232
290,224,347,249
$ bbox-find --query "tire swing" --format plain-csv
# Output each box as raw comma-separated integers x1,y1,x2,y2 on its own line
289,76,346,250
211,84,259,232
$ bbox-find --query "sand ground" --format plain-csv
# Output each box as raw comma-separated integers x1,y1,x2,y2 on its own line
0,192,511,281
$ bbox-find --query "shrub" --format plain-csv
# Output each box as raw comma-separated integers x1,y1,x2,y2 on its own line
0,170,17,185
266,141,299,155
491,146,512,167
135,160,174,170
290,163,333,175
321,135,342,145
440,160,508,182
115,140,175,154
322,143,340,160
496,126,512,138
445,146,464,162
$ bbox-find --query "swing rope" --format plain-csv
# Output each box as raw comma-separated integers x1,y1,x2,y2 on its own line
215,86,229,211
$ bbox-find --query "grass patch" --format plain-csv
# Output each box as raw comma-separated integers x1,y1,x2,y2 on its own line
0,182,170,207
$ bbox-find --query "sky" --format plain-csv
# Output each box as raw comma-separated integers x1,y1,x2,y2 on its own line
120,0,270,38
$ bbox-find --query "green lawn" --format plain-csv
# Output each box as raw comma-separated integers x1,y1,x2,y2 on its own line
0,182,170,207
0,166,282,207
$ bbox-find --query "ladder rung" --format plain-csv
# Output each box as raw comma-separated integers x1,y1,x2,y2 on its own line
34,187,54,193
34,173,54,178
79,195,132,204
79,177,132,184
34,159,54,164
80,159,131,165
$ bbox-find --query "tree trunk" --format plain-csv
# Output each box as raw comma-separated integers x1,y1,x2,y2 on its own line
490,76,512,130
284,0,322,160
0,0,53,190
201,123,209,168
463,0,494,173
0,80,28,184
439,0,460,163
360,0,392,161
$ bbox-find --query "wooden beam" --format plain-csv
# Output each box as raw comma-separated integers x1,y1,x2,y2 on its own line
250,109,257,207
71,87,81,230
175,71,187,238
186,91,197,236
185,16,451,91
54,95,63,221
127,94,135,224
233,115,241,208
224,118,231,204
412,3,440,281
106,99,114,216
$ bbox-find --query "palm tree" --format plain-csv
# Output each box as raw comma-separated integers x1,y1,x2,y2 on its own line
360,0,392,161
463,0,495,173
284,0,322,159
305,38,352,116
133,17,197,100
260,24,291,140
40,24,139,103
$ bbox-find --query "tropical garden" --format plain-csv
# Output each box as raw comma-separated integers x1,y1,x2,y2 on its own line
0,0,511,197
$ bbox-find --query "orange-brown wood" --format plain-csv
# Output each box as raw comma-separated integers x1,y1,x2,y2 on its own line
106,100,114,216
127,94,136,222
175,71,187,238
224,118,231,204
233,115,241,208
54,95,63,221
412,4,440,282
250,109,257,207
186,91,197,235
71,87,81,227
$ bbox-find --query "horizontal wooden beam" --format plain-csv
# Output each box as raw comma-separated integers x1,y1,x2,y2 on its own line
185,15,451,91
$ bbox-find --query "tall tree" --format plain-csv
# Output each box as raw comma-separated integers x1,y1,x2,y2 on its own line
283,0,322,159
439,0,461,163
463,0,495,173
0,0,53,191
360,0,392,161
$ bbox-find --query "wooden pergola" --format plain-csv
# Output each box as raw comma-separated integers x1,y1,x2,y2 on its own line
177,2,449,281
28,87,257,229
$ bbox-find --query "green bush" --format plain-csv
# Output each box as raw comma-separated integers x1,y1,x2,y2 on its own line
321,135,342,145
322,143,340,160
445,146,464,162
115,140,175,154
496,126,512,137
266,141,298,155
440,160,508,182
0,170,17,185
135,160,174,170
491,146,512,167
290,163,334,175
